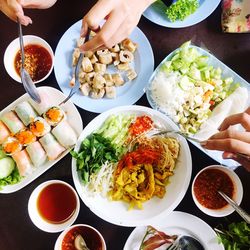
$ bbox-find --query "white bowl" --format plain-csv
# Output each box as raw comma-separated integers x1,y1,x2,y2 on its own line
4,35,54,84
28,180,80,233
192,165,243,217
54,224,106,250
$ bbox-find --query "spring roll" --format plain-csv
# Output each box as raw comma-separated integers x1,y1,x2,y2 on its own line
12,149,33,176
52,121,77,148
1,111,25,134
26,141,47,166
2,137,22,155
0,121,10,144
29,117,51,137
39,133,65,161
15,129,36,146
14,101,37,126
43,106,65,126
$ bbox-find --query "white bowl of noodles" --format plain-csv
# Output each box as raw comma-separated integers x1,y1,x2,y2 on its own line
71,105,192,227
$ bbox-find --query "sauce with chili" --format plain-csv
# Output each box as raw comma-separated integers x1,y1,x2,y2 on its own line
37,183,77,224
14,44,52,82
62,226,103,250
129,115,153,136
193,168,234,209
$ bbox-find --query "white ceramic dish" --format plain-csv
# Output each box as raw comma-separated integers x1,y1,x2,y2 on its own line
143,0,221,28
54,20,154,113
72,105,192,227
28,180,80,233
146,44,250,169
4,35,54,84
123,211,224,250
0,86,83,193
54,224,106,250
192,165,243,217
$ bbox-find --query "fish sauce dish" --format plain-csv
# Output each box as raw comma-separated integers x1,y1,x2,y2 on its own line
0,87,82,193
72,105,192,226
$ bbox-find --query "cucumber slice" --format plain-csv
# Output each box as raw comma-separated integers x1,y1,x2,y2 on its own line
0,157,15,179
0,149,6,160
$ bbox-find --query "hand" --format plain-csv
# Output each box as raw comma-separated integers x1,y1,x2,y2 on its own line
80,0,155,52
0,0,57,26
203,107,250,171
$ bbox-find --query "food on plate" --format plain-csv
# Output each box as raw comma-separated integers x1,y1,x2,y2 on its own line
61,225,104,250
149,41,247,136
14,44,52,82
0,121,10,144
43,106,65,126
14,101,37,126
0,157,15,179
2,137,22,155
12,149,33,176
72,114,180,209
51,120,77,148
26,141,47,167
15,129,36,146
1,111,25,134
29,117,51,137
39,133,65,161
216,221,250,250
37,182,77,224
71,35,138,99
164,0,199,22
139,226,178,250
193,168,234,209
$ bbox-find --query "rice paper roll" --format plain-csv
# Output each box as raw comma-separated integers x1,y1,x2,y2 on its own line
43,106,65,126
26,141,47,166
29,117,51,137
15,129,36,146
14,101,37,126
52,121,77,148
12,149,33,176
0,121,10,144
2,137,22,155
39,133,65,161
1,111,25,134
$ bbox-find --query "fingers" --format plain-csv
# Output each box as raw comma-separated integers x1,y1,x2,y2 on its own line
203,138,250,155
222,152,250,172
219,111,250,131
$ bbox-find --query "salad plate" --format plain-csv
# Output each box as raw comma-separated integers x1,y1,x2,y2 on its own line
54,20,154,113
0,87,83,193
72,105,192,227
143,0,221,28
123,211,224,250
146,42,250,168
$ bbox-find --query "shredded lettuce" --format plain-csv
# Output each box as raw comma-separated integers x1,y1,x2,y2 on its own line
0,166,21,190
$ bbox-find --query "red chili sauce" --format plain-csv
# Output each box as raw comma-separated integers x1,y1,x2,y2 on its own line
193,168,234,209
14,44,52,82
37,183,76,224
62,226,103,250
129,115,153,136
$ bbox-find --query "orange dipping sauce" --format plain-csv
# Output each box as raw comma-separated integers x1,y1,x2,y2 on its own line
14,44,52,82
37,183,77,224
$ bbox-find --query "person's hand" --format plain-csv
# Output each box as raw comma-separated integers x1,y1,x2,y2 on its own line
203,107,250,171
0,0,57,26
80,0,155,52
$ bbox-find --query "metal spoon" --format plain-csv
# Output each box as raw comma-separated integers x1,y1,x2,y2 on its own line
167,235,205,250
18,19,41,103
218,191,250,224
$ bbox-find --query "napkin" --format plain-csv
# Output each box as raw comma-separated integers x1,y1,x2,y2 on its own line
222,0,250,33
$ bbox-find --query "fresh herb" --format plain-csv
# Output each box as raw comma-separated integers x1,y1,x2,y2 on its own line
71,133,118,184
0,167,22,190
139,226,178,250
165,0,199,22
215,221,250,250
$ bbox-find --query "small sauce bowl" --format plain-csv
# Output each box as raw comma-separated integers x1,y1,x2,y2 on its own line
4,35,54,84
191,165,243,217
28,180,80,233
54,224,106,250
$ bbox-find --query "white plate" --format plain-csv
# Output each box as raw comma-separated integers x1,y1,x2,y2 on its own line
54,20,154,113
0,87,83,193
146,45,250,169
143,0,221,28
123,211,224,250
72,105,192,227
